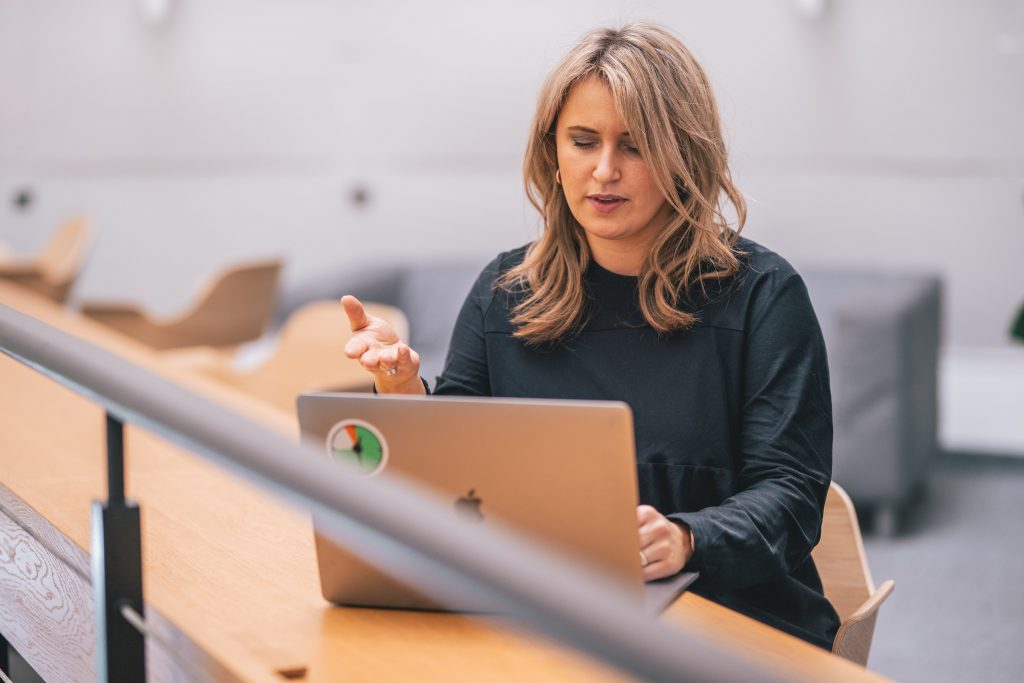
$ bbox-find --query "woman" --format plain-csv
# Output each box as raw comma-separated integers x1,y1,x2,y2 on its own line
341,23,841,650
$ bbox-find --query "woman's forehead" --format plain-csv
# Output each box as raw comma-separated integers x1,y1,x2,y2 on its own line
557,78,630,134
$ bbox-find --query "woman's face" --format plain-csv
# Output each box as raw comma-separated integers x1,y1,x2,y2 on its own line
555,77,671,274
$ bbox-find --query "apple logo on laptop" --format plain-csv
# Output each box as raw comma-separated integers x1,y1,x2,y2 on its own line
454,489,484,523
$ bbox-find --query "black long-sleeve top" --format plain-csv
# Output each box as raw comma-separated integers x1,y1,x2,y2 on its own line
432,237,841,649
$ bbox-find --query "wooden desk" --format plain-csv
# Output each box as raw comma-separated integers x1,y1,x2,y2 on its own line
0,281,890,683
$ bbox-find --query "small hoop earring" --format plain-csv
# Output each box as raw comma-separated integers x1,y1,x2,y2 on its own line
555,169,561,185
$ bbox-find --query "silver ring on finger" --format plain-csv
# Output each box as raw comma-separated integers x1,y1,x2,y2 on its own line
383,366,398,377
639,550,650,567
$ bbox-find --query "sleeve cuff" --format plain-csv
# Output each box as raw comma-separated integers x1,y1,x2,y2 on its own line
668,510,711,573
372,377,431,394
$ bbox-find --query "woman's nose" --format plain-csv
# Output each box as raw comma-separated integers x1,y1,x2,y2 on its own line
592,149,621,183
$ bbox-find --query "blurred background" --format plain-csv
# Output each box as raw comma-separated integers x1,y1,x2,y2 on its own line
1,1,1022,681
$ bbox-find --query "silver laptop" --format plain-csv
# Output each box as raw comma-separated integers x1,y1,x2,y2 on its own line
296,392,697,615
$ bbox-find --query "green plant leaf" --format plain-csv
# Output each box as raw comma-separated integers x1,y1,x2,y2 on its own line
1012,302,1024,342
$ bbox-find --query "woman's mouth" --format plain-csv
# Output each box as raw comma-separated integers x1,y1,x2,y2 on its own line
587,194,627,214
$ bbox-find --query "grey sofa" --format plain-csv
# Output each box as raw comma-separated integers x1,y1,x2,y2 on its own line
802,269,942,533
281,261,941,533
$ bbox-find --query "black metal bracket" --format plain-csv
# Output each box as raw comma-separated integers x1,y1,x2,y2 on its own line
91,413,146,682
0,631,9,676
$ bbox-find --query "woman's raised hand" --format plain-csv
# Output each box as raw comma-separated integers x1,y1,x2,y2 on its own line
341,295,425,395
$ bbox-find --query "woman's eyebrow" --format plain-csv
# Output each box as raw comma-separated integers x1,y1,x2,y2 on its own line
567,125,633,137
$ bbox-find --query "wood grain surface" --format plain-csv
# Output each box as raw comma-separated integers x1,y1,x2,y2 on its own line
0,280,891,683
0,492,94,682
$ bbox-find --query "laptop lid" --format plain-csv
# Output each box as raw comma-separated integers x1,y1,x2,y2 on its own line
296,392,695,614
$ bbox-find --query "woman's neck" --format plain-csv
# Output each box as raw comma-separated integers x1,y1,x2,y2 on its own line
586,239,648,276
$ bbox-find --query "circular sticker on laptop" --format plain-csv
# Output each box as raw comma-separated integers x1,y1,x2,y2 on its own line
325,420,388,476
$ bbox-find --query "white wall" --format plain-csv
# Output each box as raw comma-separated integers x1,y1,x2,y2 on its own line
1,0,1022,347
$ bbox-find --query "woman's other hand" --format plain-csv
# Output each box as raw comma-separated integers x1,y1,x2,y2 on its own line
341,295,425,395
637,504,694,580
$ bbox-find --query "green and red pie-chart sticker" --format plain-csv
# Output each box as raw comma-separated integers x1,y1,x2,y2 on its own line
326,420,388,475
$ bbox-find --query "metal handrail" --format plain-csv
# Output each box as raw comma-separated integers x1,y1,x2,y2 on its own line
0,303,791,683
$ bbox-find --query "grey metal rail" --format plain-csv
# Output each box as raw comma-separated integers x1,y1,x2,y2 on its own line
0,303,793,683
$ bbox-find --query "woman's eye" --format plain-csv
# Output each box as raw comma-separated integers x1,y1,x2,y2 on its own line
622,142,640,155
571,137,596,149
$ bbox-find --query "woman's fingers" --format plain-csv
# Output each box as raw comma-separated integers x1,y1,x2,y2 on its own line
641,540,678,580
341,296,379,360
341,295,371,332
358,346,381,371
637,504,690,580
355,342,420,379
343,333,370,359
643,556,673,581
339,298,423,394
637,505,670,547
341,295,400,346
395,343,420,372
372,343,419,376
363,343,424,395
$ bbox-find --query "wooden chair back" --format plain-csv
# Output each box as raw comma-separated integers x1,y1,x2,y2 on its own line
38,217,91,282
812,481,895,666
82,258,282,350
198,300,410,414
162,259,282,348
0,217,91,302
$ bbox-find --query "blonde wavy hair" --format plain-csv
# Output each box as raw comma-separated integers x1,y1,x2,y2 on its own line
499,22,746,343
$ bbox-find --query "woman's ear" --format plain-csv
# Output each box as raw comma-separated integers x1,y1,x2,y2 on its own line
674,179,691,205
